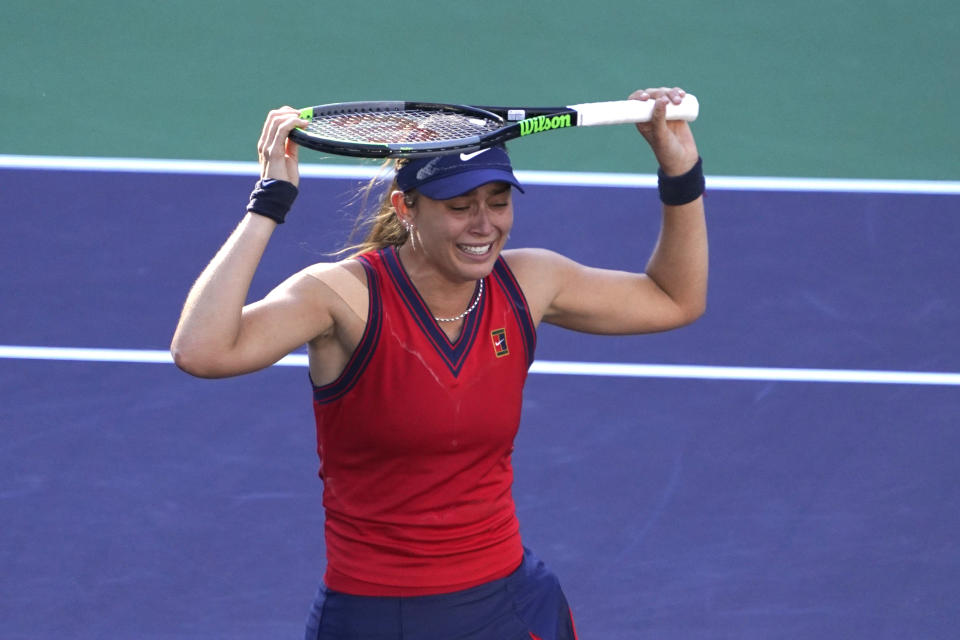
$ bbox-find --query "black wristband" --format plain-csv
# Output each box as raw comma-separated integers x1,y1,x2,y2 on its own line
657,156,705,206
247,178,299,224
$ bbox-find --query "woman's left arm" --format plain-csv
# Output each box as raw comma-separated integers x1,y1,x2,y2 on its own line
507,87,707,335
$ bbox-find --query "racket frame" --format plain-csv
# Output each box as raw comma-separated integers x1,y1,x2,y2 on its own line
289,101,514,158
288,96,698,158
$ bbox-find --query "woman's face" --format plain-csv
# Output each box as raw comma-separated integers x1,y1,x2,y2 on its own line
407,181,514,283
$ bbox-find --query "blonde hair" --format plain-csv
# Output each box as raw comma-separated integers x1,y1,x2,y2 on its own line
339,158,414,258
340,144,515,258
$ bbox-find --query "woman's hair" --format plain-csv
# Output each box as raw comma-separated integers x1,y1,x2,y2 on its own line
339,158,414,258
339,143,515,258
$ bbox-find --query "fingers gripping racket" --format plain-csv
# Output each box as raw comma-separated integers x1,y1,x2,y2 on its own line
288,96,699,158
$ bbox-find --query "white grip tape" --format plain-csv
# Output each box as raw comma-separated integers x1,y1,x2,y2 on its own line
568,95,699,126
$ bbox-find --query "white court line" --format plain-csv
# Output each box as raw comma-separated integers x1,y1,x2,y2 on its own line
2,158,956,386
2,154,959,195
2,346,958,386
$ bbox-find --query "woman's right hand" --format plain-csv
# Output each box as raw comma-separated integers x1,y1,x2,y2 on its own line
257,107,307,187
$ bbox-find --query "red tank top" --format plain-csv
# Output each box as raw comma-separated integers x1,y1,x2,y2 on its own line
312,246,537,596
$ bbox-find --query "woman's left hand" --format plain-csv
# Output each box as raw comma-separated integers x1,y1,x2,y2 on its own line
630,87,700,176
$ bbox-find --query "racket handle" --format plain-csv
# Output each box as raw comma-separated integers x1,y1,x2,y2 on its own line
569,95,699,126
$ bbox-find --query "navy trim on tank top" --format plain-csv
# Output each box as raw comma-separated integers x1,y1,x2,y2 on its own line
312,256,383,404
381,246,484,377
491,258,537,367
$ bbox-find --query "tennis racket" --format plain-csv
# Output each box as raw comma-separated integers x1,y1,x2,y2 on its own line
288,96,699,158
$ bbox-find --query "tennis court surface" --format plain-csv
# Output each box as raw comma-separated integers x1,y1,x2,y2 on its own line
2,158,959,638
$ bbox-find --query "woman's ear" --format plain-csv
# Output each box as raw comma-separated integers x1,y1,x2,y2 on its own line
391,190,417,222
390,190,409,219
390,189,407,214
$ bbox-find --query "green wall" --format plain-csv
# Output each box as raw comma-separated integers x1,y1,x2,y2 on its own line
2,0,956,179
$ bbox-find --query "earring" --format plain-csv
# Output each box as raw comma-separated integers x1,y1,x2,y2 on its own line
403,220,416,251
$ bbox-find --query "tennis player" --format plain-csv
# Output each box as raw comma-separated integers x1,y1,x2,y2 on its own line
171,86,706,639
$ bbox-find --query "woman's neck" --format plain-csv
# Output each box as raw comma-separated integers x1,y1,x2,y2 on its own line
396,242,480,320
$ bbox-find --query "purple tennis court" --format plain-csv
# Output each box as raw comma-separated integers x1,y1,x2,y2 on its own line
2,162,959,638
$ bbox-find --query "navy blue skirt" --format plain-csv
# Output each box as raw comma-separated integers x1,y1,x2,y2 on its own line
304,548,578,640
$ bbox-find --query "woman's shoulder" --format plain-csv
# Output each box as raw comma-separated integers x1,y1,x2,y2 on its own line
500,248,571,324
296,258,371,315
501,247,570,277
301,257,368,288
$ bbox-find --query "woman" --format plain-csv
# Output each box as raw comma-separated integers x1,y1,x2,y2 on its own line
171,86,707,639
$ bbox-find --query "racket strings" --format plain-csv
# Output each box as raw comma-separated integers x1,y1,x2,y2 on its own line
303,110,502,144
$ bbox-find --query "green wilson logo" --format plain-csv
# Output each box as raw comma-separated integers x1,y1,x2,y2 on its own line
518,113,572,136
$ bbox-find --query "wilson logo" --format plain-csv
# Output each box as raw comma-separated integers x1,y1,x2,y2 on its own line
518,113,572,136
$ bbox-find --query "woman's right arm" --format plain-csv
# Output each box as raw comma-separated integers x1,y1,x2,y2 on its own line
170,108,332,378
170,214,336,378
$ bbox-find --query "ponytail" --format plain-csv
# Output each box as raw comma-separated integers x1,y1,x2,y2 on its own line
339,159,411,258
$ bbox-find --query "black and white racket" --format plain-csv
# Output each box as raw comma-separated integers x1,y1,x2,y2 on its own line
288,96,699,158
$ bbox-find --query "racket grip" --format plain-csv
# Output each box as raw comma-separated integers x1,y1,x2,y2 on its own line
569,95,699,126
